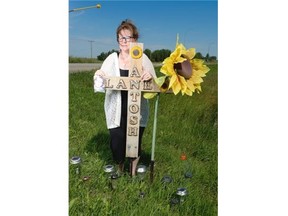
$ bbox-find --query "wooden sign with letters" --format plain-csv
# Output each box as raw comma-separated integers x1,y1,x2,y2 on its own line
104,43,162,158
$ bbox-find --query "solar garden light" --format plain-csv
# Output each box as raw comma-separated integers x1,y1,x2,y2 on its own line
103,164,115,179
70,156,81,175
136,165,147,200
110,172,119,190
161,175,173,188
136,165,147,181
139,191,145,199
184,171,193,178
176,187,188,203
103,165,117,190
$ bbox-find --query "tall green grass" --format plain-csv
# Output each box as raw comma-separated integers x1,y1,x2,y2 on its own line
69,64,218,215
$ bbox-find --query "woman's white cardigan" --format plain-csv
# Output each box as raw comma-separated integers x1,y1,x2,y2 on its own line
94,52,156,129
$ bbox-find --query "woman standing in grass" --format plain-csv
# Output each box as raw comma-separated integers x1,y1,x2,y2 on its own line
94,19,156,176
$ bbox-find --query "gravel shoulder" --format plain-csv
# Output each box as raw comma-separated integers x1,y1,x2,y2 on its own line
69,63,101,73
69,62,162,73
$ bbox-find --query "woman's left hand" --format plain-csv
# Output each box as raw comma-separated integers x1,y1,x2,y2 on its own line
141,67,153,81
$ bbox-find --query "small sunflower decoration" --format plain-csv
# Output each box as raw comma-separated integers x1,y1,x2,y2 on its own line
130,45,143,59
144,35,210,98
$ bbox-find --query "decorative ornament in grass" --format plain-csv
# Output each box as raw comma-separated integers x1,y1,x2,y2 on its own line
144,35,210,99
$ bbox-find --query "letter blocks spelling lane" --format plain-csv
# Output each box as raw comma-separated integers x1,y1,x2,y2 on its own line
104,43,162,158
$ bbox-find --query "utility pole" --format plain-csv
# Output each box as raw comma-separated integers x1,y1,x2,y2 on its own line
207,43,214,62
88,40,95,59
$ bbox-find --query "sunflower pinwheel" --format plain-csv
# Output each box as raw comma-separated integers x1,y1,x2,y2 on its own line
144,36,210,99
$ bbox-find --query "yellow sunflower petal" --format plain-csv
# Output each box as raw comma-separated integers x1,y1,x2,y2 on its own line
143,93,157,99
160,59,176,76
170,46,182,62
194,84,202,92
192,69,206,79
154,76,166,86
184,88,193,96
171,81,182,95
186,78,196,92
191,75,203,84
186,48,196,59
178,75,187,93
191,59,210,74
168,74,178,89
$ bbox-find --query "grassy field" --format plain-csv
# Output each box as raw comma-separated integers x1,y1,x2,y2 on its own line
69,64,218,215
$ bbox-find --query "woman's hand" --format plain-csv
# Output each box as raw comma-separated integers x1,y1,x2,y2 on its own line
141,67,153,81
94,70,107,82
94,69,106,77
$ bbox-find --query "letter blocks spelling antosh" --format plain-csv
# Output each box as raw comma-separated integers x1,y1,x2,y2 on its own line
105,43,162,158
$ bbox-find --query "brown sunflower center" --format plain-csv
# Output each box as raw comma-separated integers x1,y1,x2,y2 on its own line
174,58,192,79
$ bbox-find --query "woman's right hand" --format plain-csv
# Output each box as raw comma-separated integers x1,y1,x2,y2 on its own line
94,70,106,93
94,69,106,77
94,70,107,82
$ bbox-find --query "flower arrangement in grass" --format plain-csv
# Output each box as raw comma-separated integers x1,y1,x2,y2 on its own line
145,35,210,98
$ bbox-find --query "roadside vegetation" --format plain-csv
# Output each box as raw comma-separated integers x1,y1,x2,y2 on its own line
69,64,218,215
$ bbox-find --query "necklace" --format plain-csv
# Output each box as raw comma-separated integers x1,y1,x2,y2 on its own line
119,52,130,69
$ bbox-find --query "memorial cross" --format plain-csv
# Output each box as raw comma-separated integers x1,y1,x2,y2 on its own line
104,42,162,158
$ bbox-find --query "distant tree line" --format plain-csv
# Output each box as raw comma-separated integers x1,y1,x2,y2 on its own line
97,49,118,61
69,49,217,63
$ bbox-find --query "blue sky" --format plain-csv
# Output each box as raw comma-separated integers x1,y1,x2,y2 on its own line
69,0,218,58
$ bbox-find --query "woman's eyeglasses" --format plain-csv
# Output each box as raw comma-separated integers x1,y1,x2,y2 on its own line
118,36,134,43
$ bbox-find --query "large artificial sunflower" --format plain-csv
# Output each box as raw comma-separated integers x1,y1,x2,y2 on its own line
144,36,210,98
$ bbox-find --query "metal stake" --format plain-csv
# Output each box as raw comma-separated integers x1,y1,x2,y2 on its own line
150,93,160,183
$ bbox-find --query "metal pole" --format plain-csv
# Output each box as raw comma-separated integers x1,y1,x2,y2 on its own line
150,93,160,183
69,4,101,13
